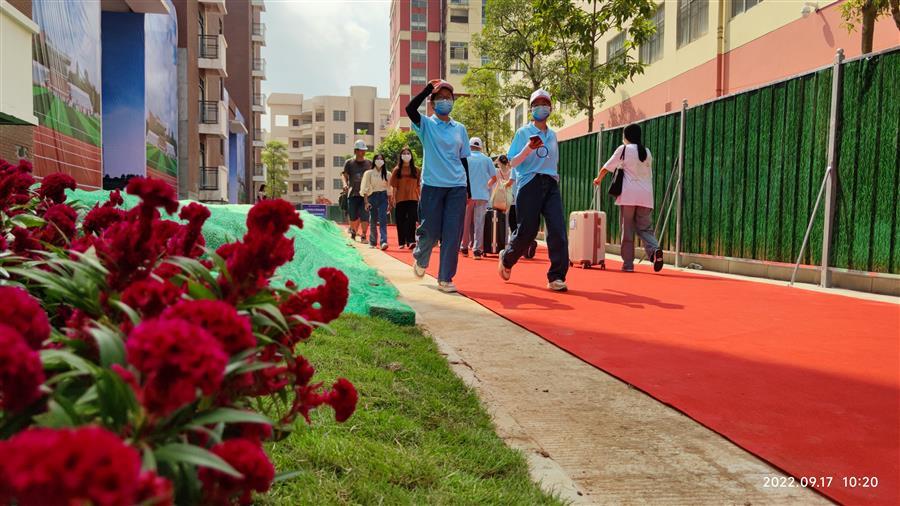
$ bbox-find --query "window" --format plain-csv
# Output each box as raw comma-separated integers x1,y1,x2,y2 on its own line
275,115,288,127
450,63,468,75
334,156,345,167
316,178,325,191
292,140,299,148
302,160,312,169
302,180,312,191
355,122,374,134
677,0,708,48
333,110,347,121
220,138,224,155
450,0,468,4
292,118,299,127
411,40,426,52
315,111,325,122
482,0,487,24
412,53,427,64
333,133,346,144
514,104,524,130
731,0,761,17
450,8,468,23
315,134,325,145
411,67,426,84
292,183,300,192
641,5,665,64
315,156,325,168
302,138,312,147
333,179,344,190
412,0,427,8
411,13,426,31
606,33,625,63
450,42,468,60
481,54,489,66
292,161,300,170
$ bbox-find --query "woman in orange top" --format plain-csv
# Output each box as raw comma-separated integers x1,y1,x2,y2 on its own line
390,146,421,249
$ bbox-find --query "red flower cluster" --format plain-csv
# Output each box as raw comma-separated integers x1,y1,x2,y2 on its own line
0,324,45,412
0,286,51,349
0,159,35,212
121,277,184,319
286,355,358,424
0,426,171,506
161,299,255,355
127,176,179,216
38,172,76,204
199,438,275,506
125,319,227,416
34,203,77,246
279,267,349,347
167,202,210,257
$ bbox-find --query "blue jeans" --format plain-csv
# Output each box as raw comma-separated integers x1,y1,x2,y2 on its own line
460,199,488,252
502,174,569,282
413,185,467,282
367,191,389,246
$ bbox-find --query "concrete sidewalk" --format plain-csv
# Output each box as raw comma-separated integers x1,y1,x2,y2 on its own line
354,242,827,505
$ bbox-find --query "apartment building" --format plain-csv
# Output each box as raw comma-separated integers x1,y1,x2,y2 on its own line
224,0,267,203
388,0,486,130
513,0,899,141
267,87,391,205
0,0,39,163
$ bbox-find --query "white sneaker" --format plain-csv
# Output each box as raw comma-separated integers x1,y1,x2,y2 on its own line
498,250,511,281
438,281,457,293
413,263,426,278
380,243,388,251
548,279,568,292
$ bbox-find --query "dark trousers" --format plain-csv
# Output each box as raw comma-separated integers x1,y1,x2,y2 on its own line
501,175,569,282
413,185,467,282
508,204,517,232
395,200,418,246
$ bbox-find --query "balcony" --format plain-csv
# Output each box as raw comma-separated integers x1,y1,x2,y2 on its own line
253,128,265,148
253,163,266,182
251,0,266,11
198,34,227,76
198,100,227,138
252,93,266,113
198,0,227,14
199,166,229,203
252,57,266,78
252,22,266,44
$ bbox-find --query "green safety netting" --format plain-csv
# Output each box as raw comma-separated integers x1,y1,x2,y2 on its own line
67,190,414,324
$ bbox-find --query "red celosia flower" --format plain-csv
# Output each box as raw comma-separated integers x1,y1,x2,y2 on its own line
167,202,210,257
278,268,349,347
160,300,255,355
94,216,168,290
126,177,178,215
35,203,77,246
38,172,76,204
153,261,182,280
0,324,45,412
121,277,184,319
246,199,302,236
82,205,127,235
108,189,124,207
0,426,149,506
63,309,98,360
10,226,41,256
135,471,174,506
0,233,6,251
326,378,358,422
227,422,274,443
0,159,35,212
0,286,50,349
199,438,275,505
126,319,227,416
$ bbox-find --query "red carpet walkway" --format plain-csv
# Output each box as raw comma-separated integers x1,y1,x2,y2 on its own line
378,233,899,505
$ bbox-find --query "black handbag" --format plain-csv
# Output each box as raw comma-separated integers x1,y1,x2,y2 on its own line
608,147,626,197
338,190,348,212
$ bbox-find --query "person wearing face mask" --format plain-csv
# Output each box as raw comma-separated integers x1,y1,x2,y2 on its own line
342,140,372,243
390,147,421,249
498,89,569,292
488,155,515,231
459,137,496,259
404,79,472,294
361,153,392,250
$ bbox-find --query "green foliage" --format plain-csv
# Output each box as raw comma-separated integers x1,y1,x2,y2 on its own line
373,129,424,169
262,140,289,198
451,69,514,156
839,0,899,52
534,0,658,132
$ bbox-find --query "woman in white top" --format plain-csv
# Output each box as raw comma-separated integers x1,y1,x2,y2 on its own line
361,153,393,250
593,123,663,273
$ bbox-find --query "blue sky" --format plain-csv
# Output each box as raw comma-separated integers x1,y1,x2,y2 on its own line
260,0,391,123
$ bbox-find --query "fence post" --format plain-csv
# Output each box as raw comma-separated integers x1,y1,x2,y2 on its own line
675,99,687,268
595,123,604,211
821,48,844,288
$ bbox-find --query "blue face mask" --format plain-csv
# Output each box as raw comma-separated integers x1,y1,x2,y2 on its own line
532,105,551,121
434,99,454,116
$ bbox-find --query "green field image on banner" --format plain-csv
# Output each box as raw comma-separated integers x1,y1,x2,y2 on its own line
32,85,102,146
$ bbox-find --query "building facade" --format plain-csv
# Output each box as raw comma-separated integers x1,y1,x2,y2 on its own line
527,0,900,141
267,87,391,205
224,0,266,204
388,0,486,130
0,0,39,163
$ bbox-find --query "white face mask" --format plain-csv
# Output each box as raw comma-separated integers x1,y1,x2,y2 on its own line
374,159,385,168
401,154,412,163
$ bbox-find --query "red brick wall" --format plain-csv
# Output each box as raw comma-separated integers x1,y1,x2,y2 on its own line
0,125,34,164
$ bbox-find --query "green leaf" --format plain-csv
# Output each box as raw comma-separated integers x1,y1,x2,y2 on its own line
191,407,272,427
273,470,304,483
110,300,142,327
141,445,157,471
255,304,289,333
227,360,275,376
89,324,126,367
154,443,243,478
187,279,217,300
96,369,137,429
10,213,45,228
32,400,76,428
40,349,96,374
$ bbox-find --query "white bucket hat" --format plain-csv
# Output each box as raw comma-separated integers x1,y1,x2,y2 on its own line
353,140,368,151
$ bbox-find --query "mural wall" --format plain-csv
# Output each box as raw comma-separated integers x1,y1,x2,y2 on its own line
144,2,178,188
31,0,103,188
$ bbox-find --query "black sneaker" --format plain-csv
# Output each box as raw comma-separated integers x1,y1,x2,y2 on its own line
349,229,356,241
460,248,469,257
473,250,483,259
360,234,367,243
653,249,664,272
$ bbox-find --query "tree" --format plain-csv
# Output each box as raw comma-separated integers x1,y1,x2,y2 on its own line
261,140,288,198
372,129,423,169
451,68,514,156
535,0,657,133
840,0,900,54
473,0,559,103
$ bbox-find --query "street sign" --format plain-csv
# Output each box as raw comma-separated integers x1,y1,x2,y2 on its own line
301,204,327,218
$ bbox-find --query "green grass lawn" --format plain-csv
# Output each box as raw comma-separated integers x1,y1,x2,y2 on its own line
146,144,177,176
261,315,563,506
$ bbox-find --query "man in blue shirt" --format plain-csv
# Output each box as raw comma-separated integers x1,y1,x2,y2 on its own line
498,89,569,291
405,79,471,293
460,137,496,259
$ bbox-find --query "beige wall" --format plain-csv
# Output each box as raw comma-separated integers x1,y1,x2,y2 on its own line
268,87,390,205
445,0,485,92
1,0,39,125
